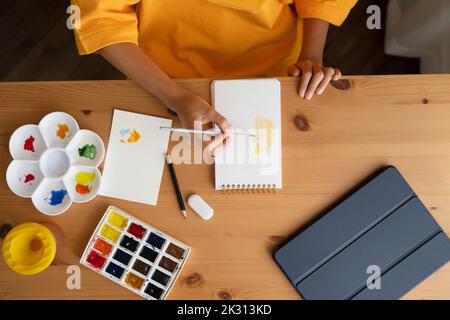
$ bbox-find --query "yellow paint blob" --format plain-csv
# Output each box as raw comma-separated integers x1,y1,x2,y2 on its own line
75,172,96,185
107,211,128,230
100,225,120,243
56,123,70,140
253,116,275,154
2,223,56,275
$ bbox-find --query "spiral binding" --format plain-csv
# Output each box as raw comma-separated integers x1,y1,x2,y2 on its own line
221,184,277,193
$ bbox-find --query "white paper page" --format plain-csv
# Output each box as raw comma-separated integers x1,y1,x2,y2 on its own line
99,109,172,205
212,79,282,190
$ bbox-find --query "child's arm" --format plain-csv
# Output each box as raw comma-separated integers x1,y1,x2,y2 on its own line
72,0,229,152
288,18,341,100
99,43,230,152
289,0,358,99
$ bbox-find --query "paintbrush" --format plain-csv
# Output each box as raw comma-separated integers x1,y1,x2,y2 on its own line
160,127,256,137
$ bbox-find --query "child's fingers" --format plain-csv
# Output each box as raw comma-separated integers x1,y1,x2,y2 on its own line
211,110,231,134
305,65,324,100
295,61,342,99
225,136,231,147
206,133,227,156
298,61,313,98
332,68,342,81
316,67,334,95
287,64,301,77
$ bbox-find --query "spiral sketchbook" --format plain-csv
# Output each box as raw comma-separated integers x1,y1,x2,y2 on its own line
212,79,282,191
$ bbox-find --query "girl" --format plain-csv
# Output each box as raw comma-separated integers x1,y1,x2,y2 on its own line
73,0,357,151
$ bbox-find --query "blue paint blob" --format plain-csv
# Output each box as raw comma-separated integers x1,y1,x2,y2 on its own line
45,189,67,206
120,128,131,136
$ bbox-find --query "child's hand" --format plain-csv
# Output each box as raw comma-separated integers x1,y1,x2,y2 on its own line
287,60,342,100
172,92,231,155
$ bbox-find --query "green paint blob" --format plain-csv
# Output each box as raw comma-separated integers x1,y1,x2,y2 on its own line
78,144,97,160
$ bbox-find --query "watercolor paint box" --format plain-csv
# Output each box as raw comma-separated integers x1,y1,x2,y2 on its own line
80,206,190,300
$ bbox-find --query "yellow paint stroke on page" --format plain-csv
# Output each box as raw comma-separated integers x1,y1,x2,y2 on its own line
253,117,275,154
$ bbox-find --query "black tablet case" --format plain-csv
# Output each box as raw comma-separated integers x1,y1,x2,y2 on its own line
274,166,450,300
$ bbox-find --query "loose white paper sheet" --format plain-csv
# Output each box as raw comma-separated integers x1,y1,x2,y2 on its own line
99,109,172,205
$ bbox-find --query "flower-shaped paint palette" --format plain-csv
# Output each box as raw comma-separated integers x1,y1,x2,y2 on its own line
6,112,105,215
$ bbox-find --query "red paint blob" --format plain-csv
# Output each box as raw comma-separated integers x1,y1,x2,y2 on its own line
75,183,91,195
23,135,36,152
23,174,35,184
128,223,146,239
86,250,106,269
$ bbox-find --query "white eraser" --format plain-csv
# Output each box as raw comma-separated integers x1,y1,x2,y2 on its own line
187,194,214,220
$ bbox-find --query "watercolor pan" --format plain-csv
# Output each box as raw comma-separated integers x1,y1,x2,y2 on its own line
133,259,151,276
159,256,178,273
106,262,125,279
128,223,146,239
80,205,190,300
140,246,158,263
147,232,166,249
108,210,128,230
166,243,185,259
125,272,144,290
113,249,132,266
120,235,139,252
86,250,106,269
145,283,164,300
152,269,171,286
93,238,113,256
101,225,120,243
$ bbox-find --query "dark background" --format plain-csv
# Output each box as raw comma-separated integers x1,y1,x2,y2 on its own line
0,0,420,81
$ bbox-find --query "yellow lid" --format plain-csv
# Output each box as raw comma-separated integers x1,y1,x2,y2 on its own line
2,222,56,275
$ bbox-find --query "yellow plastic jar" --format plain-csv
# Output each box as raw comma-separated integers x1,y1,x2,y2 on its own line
2,222,57,275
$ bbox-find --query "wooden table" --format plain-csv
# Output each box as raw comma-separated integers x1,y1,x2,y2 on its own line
0,76,450,300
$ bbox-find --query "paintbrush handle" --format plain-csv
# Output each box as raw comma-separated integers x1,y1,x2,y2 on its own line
161,127,219,136
160,127,256,137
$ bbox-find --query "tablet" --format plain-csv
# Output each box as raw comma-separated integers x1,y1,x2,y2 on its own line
274,166,450,300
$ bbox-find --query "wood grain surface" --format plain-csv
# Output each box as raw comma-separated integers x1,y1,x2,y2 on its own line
0,76,449,300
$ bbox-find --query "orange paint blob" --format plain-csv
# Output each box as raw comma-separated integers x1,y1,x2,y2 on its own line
128,129,141,143
75,183,91,195
56,123,70,140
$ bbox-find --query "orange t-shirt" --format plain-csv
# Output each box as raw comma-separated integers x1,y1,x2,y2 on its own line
73,0,357,78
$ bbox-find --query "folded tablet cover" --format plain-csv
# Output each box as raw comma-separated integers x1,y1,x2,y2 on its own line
274,166,450,300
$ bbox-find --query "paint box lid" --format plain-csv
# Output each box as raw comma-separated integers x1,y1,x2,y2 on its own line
2,222,56,275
